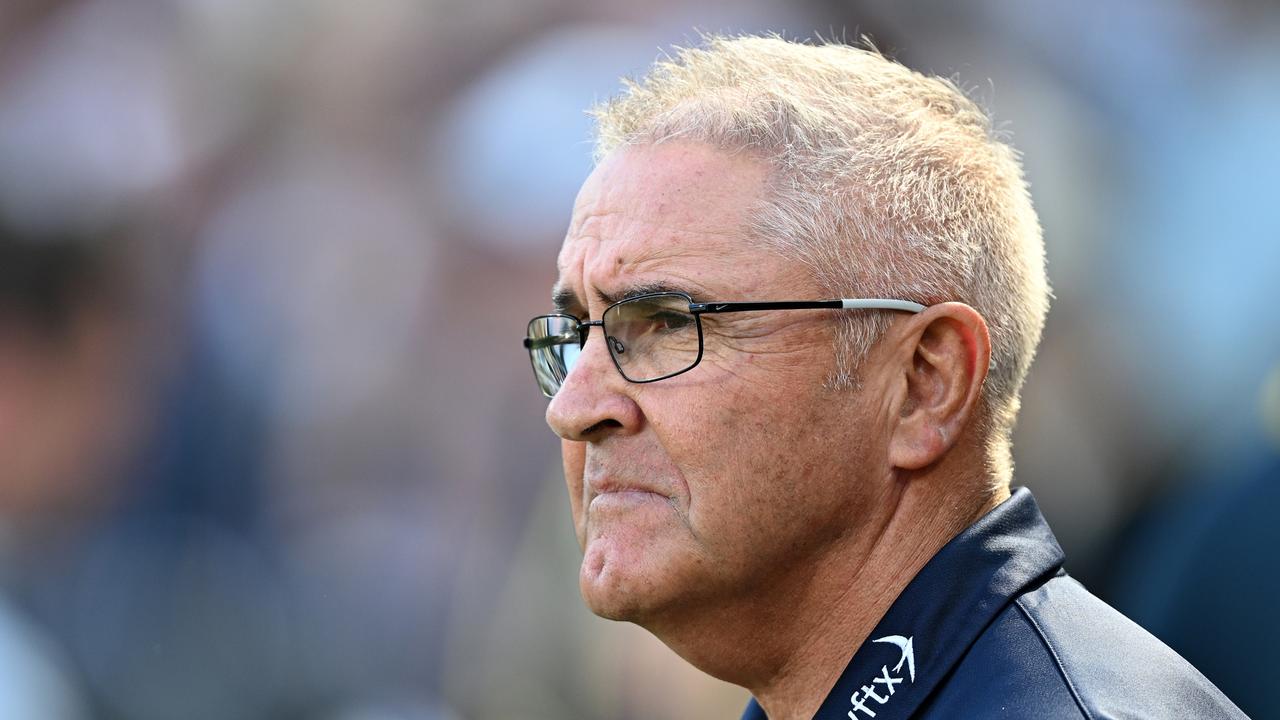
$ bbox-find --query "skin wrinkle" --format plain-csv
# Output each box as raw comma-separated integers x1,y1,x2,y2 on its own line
707,312,832,347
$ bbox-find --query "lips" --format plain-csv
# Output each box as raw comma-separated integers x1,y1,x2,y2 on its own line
588,478,670,497
589,489,670,513
584,472,677,517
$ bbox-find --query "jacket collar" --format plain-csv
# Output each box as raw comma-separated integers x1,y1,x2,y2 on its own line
741,487,1065,720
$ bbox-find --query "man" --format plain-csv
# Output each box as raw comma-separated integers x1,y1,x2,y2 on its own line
522,35,1247,719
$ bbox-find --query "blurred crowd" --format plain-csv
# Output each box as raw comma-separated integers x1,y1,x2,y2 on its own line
0,0,1276,718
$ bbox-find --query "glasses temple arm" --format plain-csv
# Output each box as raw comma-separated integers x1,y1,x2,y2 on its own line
689,299,926,314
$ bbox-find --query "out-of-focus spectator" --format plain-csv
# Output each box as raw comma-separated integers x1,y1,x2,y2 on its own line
0,218,147,720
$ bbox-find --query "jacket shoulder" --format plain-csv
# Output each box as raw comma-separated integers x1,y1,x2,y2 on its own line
912,583,1085,719
1012,574,1247,719
915,574,1248,719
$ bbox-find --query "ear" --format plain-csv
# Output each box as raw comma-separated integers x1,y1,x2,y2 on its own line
887,302,991,471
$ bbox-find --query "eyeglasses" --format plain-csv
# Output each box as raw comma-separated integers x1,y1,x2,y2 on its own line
523,291,926,398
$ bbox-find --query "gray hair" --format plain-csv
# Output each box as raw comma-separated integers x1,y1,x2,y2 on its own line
590,35,1050,480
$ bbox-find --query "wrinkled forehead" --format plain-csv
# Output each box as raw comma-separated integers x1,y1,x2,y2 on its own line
554,143,793,310
569,143,763,236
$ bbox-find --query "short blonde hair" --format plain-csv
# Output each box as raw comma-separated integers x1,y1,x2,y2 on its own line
590,35,1050,480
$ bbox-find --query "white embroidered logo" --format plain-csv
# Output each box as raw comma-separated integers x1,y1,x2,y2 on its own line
847,635,916,718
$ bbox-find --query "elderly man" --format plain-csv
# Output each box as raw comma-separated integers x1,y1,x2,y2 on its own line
522,36,1246,719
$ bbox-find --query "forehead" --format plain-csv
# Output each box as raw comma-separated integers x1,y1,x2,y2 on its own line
555,143,800,306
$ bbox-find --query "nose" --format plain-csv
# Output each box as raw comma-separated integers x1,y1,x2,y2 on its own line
545,328,643,442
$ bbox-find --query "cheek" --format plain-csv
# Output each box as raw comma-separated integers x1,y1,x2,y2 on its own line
561,440,587,541
677,380,858,555
662,382,770,505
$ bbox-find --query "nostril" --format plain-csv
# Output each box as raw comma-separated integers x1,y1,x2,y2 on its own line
581,418,623,437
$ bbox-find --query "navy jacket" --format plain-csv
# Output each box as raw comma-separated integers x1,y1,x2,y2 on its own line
740,488,1248,719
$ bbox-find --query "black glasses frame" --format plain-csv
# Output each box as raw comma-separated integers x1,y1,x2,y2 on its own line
523,291,927,396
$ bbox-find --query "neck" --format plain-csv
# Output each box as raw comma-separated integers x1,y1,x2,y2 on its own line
648,470,1007,720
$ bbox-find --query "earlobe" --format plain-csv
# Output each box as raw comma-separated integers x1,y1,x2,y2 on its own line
890,423,948,471
888,303,991,471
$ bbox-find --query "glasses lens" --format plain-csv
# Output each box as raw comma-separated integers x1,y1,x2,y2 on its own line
526,315,581,397
603,293,700,382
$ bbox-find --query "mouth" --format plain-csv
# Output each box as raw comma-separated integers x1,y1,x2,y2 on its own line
586,478,674,513
586,490,676,527
590,488,669,507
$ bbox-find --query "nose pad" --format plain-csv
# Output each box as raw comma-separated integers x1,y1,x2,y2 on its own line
609,336,626,354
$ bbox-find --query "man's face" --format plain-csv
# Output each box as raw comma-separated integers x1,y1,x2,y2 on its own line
547,142,895,625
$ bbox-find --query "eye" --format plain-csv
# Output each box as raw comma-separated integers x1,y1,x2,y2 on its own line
650,310,694,332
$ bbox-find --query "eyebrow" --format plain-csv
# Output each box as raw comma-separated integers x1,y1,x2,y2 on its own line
551,280,702,315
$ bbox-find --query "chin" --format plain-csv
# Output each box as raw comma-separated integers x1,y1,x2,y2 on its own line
577,535,685,623
580,586,643,622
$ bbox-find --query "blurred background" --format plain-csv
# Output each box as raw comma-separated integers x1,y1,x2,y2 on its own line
0,0,1276,718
